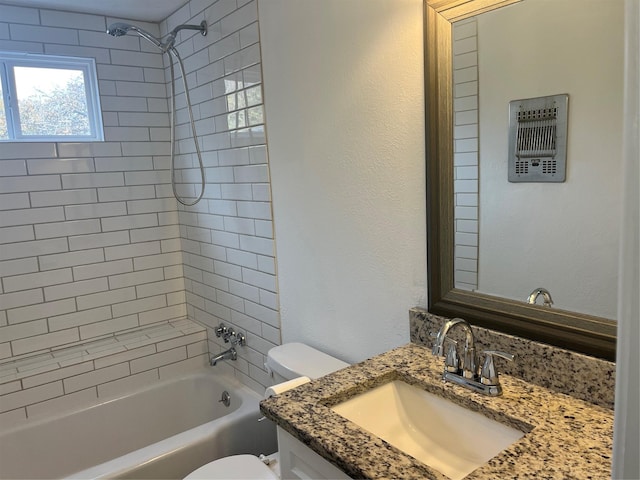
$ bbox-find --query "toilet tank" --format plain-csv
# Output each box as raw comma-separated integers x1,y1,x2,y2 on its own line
265,343,349,383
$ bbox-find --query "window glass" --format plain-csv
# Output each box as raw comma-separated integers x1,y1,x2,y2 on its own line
14,66,91,137
0,52,103,142
0,80,7,140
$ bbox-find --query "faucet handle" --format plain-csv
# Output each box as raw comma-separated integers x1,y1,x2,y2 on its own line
480,350,514,386
429,331,440,355
431,332,456,357
444,339,459,373
222,330,232,343
215,323,228,338
229,331,246,346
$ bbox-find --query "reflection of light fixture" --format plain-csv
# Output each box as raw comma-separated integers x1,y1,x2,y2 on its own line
508,94,569,183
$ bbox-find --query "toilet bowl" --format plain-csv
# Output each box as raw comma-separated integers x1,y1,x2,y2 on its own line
184,343,349,479
184,454,278,479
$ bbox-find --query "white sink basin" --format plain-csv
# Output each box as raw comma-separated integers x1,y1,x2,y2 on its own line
331,380,525,480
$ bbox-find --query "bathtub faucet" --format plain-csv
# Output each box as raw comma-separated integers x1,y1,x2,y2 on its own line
210,347,237,366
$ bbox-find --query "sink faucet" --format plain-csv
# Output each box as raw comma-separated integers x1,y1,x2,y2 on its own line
527,287,553,307
432,318,513,396
210,347,237,366
432,318,477,379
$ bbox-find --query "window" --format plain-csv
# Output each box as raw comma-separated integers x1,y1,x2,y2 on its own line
0,52,103,142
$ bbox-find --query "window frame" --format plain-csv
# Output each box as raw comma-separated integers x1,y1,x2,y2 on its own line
0,51,104,142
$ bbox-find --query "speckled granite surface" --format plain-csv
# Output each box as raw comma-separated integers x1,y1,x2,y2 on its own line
260,343,613,480
410,308,616,409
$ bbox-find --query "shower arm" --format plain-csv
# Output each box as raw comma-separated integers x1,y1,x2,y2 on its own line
162,21,207,52
170,21,207,36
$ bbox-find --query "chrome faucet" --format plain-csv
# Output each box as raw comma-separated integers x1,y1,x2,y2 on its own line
432,318,477,379
527,287,553,307
215,322,246,346
210,347,237,366
432,318,513,396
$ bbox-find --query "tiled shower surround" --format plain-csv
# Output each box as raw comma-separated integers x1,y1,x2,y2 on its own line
0,0,279,424
452,18,479,292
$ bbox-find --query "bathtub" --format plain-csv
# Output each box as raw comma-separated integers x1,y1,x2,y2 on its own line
0,370,277,479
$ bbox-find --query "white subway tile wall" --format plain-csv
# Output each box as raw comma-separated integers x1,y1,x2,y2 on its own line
0,0,281,418
0,319,208,429
452,18,479,291
161,0,280,395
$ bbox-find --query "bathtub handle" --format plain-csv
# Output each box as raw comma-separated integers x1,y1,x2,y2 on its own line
215,323,228,338
229,332,246,346
218,391,231,407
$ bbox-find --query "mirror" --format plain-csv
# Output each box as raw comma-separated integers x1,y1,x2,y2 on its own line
451,0,622,321
425,0,617,360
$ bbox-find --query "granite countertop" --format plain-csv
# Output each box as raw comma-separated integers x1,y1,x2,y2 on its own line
260,343,613,479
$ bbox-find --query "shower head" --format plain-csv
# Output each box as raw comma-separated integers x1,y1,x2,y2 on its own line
106,22,131,37
107,21,206,53
106,22,163,49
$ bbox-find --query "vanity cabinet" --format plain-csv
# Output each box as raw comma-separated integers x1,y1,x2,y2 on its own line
277,427,351,480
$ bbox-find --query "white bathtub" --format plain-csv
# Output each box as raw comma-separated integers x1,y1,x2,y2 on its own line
0,370,277,479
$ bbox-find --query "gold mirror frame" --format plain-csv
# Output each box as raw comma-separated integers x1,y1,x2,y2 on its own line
424,0,617,360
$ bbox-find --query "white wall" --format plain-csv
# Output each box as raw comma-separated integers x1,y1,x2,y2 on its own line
258,0,426,363
476,0,623,319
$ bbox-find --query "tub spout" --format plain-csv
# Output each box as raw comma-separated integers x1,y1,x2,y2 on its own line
210,347,237,366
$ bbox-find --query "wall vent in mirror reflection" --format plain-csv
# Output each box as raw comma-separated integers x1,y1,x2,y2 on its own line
508,94,568,183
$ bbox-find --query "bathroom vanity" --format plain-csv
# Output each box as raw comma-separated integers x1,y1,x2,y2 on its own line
260,342,613,479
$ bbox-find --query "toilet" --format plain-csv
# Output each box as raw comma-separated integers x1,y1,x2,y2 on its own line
184,343,349,480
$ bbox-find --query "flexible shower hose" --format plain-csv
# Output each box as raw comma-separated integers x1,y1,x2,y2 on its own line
167,47,205,206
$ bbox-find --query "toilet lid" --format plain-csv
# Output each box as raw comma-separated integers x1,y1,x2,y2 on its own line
184,455,277,480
